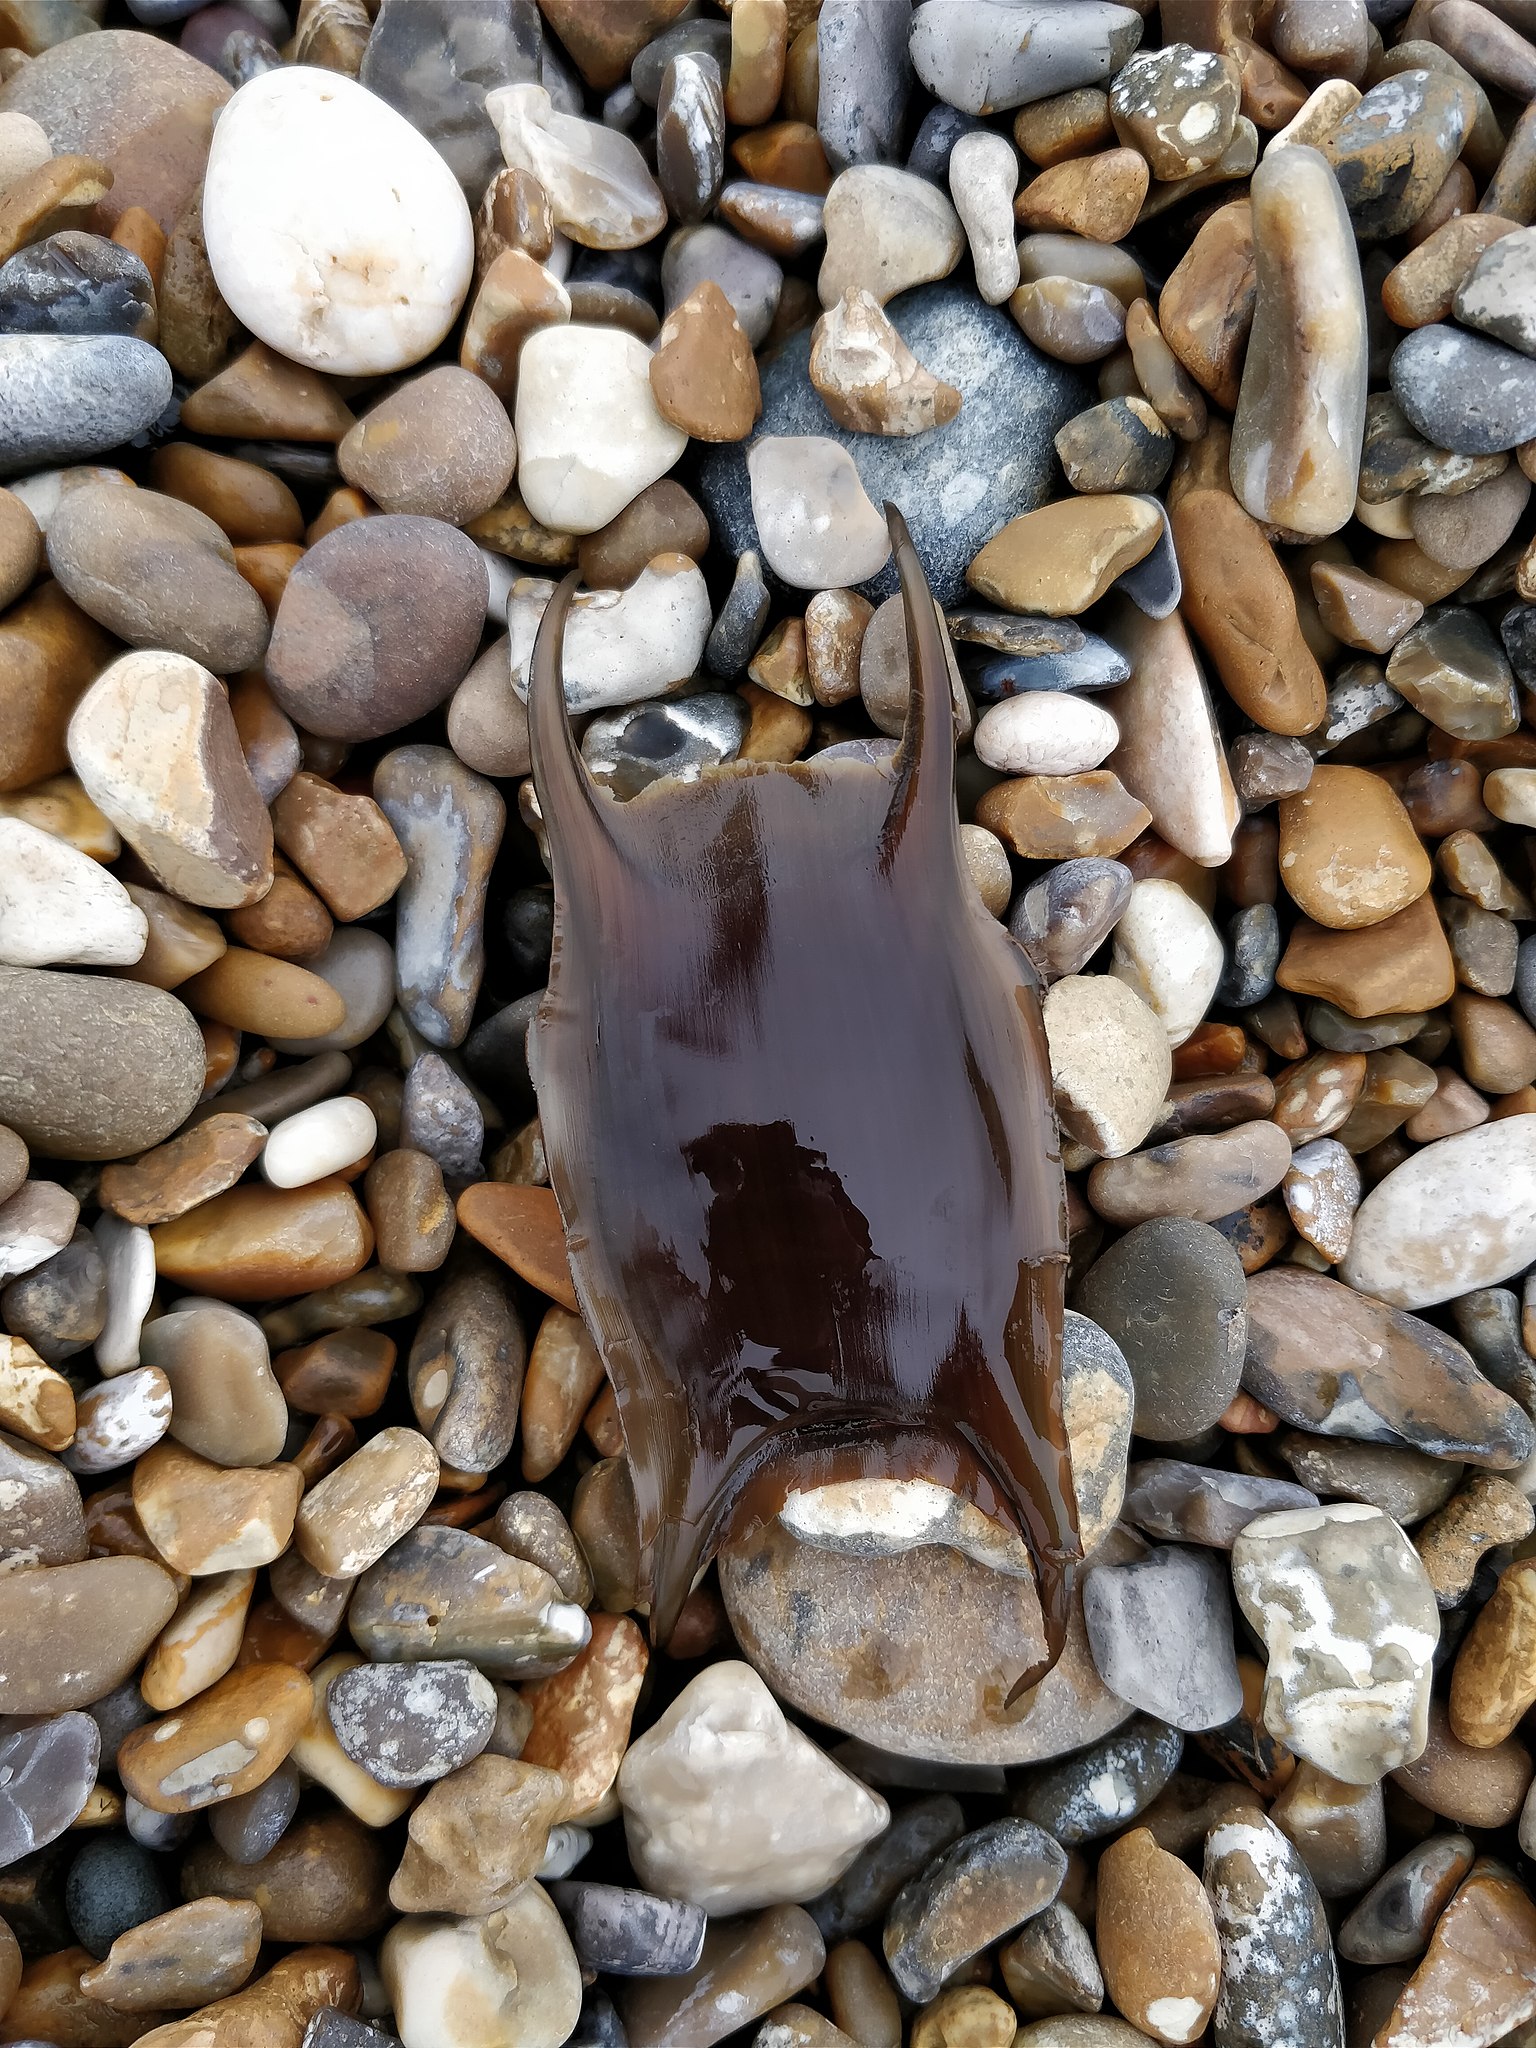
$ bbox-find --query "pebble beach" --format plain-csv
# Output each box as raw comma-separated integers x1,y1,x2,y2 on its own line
3,1,1536,2046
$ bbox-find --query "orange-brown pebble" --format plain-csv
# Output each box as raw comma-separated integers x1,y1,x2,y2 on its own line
98,1113,267,1226
1277,766,1431,929
178,948,346,1039
1095,1826,1220,2044
522,1303,607,1482
131,1944,360,2048
1014,148,1149,241
521,1612,649,1821
274,1328,396,1417
1276,895,1456,1017
1391,1698,1532,1829
150,1180,373,1301
118,1661,313,1813
225,857,334,961
180,342,357,442
1172,490,1326,734
458,1182,579,1312
649,281,761,442
1450,1555,1536,1747
133,1441,304,1575
0,1333,75,1450
975,772,1152,860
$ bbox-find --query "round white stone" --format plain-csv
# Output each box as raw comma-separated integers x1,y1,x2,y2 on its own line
1485,767,1536,828
515,324,687,534
263,1095,377,1188
64,1365,172,1475
1340,1113,1536,1309
1108,877,1224,1049
202,67,475,376
0,816,146,967
1044,973,1172,1158
973,692,1120,776
747,435,891,590
381,1889,582,2048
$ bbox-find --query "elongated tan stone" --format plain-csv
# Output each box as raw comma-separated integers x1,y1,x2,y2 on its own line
0,1554,178,1713
1231,144,1367,537
133,1441,303,1575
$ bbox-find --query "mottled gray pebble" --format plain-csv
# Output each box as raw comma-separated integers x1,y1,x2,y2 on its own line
1204,1816,1344,2048
1009,858,1132,982
1391,324,1536,456
0,232,155,340
1013,1717,1182,1848
0,335,171,476
883,1818,1067,2002
329,1659,497,1789
1123,1460,1319,1549
551,1881,708,1978
1082,1544,1242,1732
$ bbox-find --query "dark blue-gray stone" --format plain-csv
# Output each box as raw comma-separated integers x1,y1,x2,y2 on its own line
695,283,1089,606
1009,857,1132,981
570,1987,628,2048
1390,325,1536,455
66,1834,172,1959
706,549,770,676
360,0,541,198
303,2013,401,2048
883,1817,1067,2001
0,233,155,341
85,1678,153,1770
0,336,172,477
907,103,981,181
1013,1715,1183,1846
1519,932,1536,1031
1219,902,1280,1007
503,883,554,983
550,1882,707,1977
1114,496,1181,618
1500,602,1536,689
218,32,285,89
807,1793,965,1943
970,635,1130,698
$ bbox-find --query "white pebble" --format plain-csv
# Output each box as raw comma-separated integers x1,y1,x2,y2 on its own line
486,82,666,249
973,693,1119,776
819,163,964,307
381,1887,582,2048
202,68,475,375
948,130,1020,306
506,558,713,714
1340,1114,1536,1309
0,816,147,967
1044,973,1172,1158
64,1366,172,1475
1485,767,1536,827
515,324,687,534
747,435,891,589
263,1096,377,1189
94,1212,156,1376
1108,877,1224,1048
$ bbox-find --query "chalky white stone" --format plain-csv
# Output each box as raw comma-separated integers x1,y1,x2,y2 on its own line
1044,973,1172,1159
1108,878,1224,1048
486,82,666,250
63,1366,172,1475
202,67,475,376
515,325,687,534
1231,1502,1439,1784
747,436,891,589
1340,1114,1536,1309
780,1477,1036,1578
0,817,146,968
1485,767,1536,827
506,558,713,713
381,1889,582,2048
818,164,965,308
94,1212,155,1377
973,693,1120,776
617,1660,889,1913
948,130,1020,306
262,1096,378,1189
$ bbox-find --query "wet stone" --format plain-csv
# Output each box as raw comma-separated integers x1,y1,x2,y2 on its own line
1385,608,1518,742
1009,857,1132,981
622,1906,827,2048
1014,1716,1182,1851
1203,1817,1343,2048
0,231,155,339
552,1882,708,1978
808,1796,965,1945
349,1523,589,1677
882,1819,1068,2004
1337,1832,1476,1965
327,1659,496,1789
1074,1216,1247,1439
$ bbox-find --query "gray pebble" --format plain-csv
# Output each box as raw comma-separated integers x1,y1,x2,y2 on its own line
65,1833,171,1958
329,1660,497,1789
1501,600,1536,688
1110,495,1180,619
0,334,171,477
971,634,1130,699
85,1678,155,1770
0,232,155,340
0,1713,99,1867
1390,324,1536,456
1074,1217,1248,1440
303,2012,402,2048
706,550,771,678
1218,903,1280,1007
207,1756,300,1865
1336,1832,1475,1965
124,1795,193,1851
1517,932,1536,1029
1230,732,1314,805
1,1225,105,1363
1204,1816,1344,2048
407,1251,524,1477
818,0,912,166
1013,1717,1182,1847
1306,1002,1428,1052
400,1052,484,1181
631,21,732,106
492,1492,594,1606
1082,1544,1243,1732
583,694,749,798
1009,858,1132,981
1123,1459,1319,1549
884,1817,1067,2002
909,0,1142,116
551,1882,708,1977
808,1794,965,1942
907,102,980,181
661,223,781,348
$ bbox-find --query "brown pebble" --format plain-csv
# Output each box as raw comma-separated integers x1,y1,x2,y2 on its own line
183,1817,393,1943
1158,197,1255,410
363,1148,456,1272
1095,1826,1220,2045
225,856,333,962
98,1114,267,1226
79,1896,264,2013
975,771,1152,859
2,1944,167,2048
457,1182,579,1312
118,1661,312,1813
133,1441,303,1575
522,1610,648,1820
1276,894,1456,1017
577,479,711,589
650,281,761,442
178,947,346,1039
269,772,407,923
1391,1698,1532,1828
1014,147,1149,241
150,1180,373,1301
1373,1864,1536,2048
1277,766,1431,929
295,1426,439,1580
1173,490,1326,734
1450,1555,1536,1747
387,1754,567,1916
180,340,356,442
0,1554,178,1713
0,582,118,794
521,1303,606,1482
460,247,570,402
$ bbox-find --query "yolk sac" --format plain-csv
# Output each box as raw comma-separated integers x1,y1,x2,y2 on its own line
527,501,1080,1698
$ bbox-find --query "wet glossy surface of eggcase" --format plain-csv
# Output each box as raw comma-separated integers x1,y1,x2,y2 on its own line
528,513,1078,1687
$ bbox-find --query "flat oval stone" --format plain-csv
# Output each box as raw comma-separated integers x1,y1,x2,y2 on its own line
350,1522,589,1676
1245,1266,1532,1463
266,515,488,742
0,1712,99,1865
203,67,474,375
338,365,518,526
149,1181,374,1303
697,283,1088,606
117,1661,312,1814
552,1881,707,1979
47,483,270,674
747,434,890,589
908,1,1142,116
0,1428,86,1569
1337,1833,1475,1965
1233,1503,1439,1784
0,335,171,476
0,967,204,1161
1391,324,1536,456
141,1301,287,1468
1075,1216,1247,1439
328,1659,496,1789
1088,1121,1293,1227
516,322,687,535
0,1555,176,1713
77,1893,264,2011
1340,1114,1536,1309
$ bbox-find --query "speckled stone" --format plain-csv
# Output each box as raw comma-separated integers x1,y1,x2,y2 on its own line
883,1819,1068,2003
